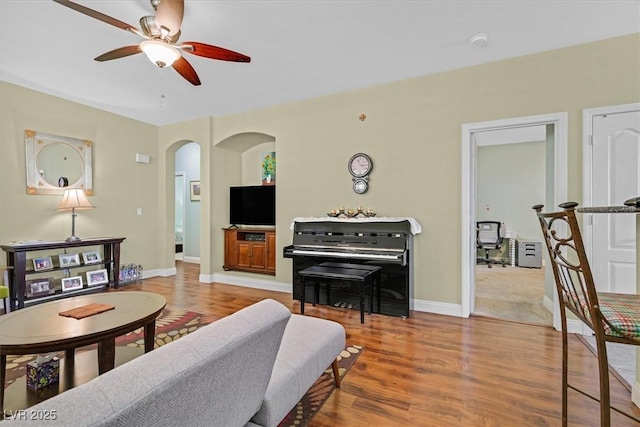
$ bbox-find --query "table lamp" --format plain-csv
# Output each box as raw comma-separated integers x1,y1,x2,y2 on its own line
56,189,95,242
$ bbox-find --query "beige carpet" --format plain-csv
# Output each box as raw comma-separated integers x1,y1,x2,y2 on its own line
474,264,552,326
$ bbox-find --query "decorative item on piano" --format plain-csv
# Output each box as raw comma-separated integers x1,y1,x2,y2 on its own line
327,206,376,218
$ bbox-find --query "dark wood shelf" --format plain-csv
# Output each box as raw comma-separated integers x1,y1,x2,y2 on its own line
1,237,125,310
24,259,115,276
23,284,110,307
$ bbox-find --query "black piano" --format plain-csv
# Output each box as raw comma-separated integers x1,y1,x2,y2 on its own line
283,219,415,318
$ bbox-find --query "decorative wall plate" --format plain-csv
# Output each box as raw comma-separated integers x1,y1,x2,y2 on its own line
353,178,368,194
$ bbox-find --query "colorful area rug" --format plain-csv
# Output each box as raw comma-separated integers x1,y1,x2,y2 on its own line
2,306,362,427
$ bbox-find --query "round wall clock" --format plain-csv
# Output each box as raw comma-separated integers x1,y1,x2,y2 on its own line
348,153,373,178
353,178,368,194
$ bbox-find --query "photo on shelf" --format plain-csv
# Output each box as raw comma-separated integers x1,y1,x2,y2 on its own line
86,269,109,287
25,277,55,298
82,251,102,265
32,256,53,271
61,276,83,292
59,253,81,267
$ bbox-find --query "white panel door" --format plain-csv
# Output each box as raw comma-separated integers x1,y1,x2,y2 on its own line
591,110,640,293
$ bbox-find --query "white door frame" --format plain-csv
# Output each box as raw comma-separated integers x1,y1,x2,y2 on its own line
582,102,640,262
461,112,568,326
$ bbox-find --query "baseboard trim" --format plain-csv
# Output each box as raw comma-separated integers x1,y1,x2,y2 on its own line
632,381,640,408
182,256,200,264
200,272,290,294
143,268,175,278
412,299,463,317
567,318,590,335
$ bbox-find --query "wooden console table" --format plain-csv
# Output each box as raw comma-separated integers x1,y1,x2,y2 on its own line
0,237,125,310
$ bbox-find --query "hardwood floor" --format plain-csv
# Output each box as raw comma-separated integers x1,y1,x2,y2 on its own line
120,262,640,426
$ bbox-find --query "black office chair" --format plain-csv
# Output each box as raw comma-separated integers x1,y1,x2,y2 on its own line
476,221,506,268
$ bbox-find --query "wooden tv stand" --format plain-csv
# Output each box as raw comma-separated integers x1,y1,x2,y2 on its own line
223,228,275,275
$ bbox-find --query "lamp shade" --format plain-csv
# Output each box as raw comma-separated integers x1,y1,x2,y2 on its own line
56,189,95,211
140,40,180,68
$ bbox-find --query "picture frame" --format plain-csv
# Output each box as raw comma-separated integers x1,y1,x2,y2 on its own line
59,253,81,267
32,256,53,271
25,277,55,298
86,269,109,287
190,180,201,201
261,151,276,186
61,276,83,292
82,251,102,265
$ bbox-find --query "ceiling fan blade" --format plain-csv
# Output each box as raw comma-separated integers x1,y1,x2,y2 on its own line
155,0,184,36
94,46,142,62
172,57,201,86
181,42,251,63
52,0,142,37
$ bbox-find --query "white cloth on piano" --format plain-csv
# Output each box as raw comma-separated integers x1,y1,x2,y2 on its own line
289,216,422,235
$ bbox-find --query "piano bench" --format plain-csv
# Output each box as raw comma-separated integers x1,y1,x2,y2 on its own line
298,262,381,324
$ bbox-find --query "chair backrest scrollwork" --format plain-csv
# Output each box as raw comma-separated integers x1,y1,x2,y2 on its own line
533,202,602,332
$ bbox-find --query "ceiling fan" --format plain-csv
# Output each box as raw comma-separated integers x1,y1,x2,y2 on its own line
53,0,250,86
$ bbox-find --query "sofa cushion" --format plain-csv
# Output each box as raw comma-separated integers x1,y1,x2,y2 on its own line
5,299,291,427
251,314,346,427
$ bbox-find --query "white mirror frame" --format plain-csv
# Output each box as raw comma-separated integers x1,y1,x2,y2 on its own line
25,130,93,195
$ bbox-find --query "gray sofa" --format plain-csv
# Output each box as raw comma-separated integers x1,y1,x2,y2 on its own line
4,299,346,427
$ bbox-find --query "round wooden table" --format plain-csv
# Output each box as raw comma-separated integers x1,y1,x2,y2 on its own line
0,291,166,413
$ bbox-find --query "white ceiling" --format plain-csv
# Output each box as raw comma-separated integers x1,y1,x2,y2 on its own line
1,1,639,126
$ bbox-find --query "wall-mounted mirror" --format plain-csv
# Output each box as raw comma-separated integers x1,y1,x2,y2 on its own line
25,130,93,195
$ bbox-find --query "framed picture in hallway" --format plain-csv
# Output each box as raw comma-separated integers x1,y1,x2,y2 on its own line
190,180,201,201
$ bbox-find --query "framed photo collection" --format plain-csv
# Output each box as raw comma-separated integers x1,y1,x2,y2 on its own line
32,256,53,271
82,251,102,264
86,269,109,287
61,276,83,292
59,253,81,267
25,277,55,298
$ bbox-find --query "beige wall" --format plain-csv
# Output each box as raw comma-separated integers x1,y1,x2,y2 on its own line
207,33,640,305
2,33,639,309
0,84,159,270
477,141,546,241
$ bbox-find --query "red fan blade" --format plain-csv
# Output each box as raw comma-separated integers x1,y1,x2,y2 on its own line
181,41,250,63
52,0,141,36
94,46,142,62
172,57,201,86
155,0,184,36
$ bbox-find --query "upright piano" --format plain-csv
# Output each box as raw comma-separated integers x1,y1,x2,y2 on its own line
283,217,419,318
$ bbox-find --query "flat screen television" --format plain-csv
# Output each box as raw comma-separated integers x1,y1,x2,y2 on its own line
229,185,276,226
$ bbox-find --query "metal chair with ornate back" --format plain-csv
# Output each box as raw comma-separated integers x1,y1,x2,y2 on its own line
533,202,640,426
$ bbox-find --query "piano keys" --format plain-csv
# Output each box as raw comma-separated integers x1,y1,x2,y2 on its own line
284,219,415,318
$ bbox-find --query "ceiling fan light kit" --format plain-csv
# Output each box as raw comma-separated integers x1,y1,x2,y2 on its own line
52,0,250,85
140,40,180,68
